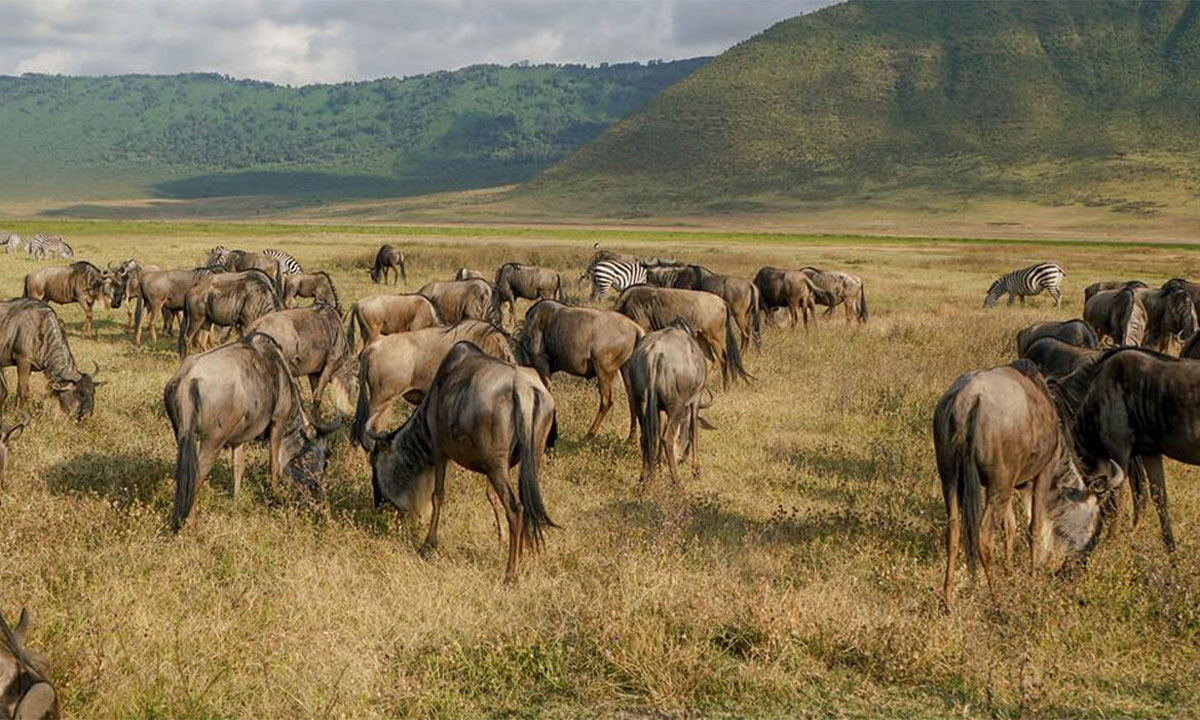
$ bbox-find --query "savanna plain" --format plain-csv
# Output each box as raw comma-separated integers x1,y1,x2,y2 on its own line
1,222,1198,719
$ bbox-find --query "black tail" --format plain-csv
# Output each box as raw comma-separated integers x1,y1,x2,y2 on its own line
750,284,762,348
858,284,869,322
639,355,661,477
554,274,565,302
723,307,752,383
177,308,190,358
514,383,555,548
351,356,372,450
133,291,145,340
959,399,984,572
345,304,359,349
173,381,202,530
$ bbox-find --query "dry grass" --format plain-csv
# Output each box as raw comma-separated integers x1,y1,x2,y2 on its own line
1,228,1198,718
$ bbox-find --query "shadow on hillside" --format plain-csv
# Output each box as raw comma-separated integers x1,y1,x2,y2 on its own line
45,452,170,508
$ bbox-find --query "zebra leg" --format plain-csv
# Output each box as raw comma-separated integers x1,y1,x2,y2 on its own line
1049,287,1062,307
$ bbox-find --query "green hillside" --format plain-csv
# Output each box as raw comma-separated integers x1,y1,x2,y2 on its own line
0,59,705,201
526,0,1200,213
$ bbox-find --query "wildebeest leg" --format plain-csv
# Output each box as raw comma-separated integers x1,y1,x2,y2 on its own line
81,298,94,337
231,444,245,499
164,309,176,337
1142,455,1176,552
485,484,505,549
621,366,637,443
943,477,961,610
586,366,614,437
664,411,684,487
689,404,700,481
1029,470,1052,570
1129,455,1148,528
0,369,9,418
788,301,799,330
267,423,283,496
492,470,523,585
979,491,1004,596
1003,497,1017,569
15,358,31,409
420,458,449,557
309,373,327,417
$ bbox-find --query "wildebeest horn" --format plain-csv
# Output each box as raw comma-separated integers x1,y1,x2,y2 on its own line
1105,459,1125,489
91,361,101,377
314,414,344,435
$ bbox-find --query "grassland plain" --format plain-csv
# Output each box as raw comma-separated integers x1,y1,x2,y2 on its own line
0,223,1198,718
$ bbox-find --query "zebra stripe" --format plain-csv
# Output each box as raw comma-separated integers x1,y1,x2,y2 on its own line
590,260,647,297
27,234,72,260
262,248,302,275
984,262,1065,308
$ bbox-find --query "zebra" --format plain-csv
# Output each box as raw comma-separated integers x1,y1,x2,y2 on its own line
984,262,1065,308
262,248,302,276
587,259,647,299
26,233,72,261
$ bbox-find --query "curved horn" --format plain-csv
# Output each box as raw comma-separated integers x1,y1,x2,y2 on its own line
107,260,118,271
1106,458,1126,490
91,360,101,377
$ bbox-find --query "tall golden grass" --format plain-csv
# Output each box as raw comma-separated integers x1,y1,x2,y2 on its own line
0,229,1197,717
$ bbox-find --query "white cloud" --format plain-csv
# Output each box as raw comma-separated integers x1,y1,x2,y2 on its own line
15,48,74,75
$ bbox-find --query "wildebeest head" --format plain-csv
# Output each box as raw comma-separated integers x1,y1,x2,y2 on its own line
1165,287,1198,340
0,606,57,720
281,414,342,491
0,414,28,492
1042,453,1111,569
52,362,101,422
104,262,130,309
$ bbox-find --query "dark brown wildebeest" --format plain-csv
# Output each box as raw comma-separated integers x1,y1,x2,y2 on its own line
682,266,762,349
800,267,868,324
211,248,284,296
178,269,281,357
351,321,516,447
1131,284,1197,352
345,294,441,348
1015,319,1099,356
1058,347,1200,552
0,413,28,498
1020,337,1102,379
282,271,339,311
0,298,100,422
244,304,354,418
454,267,485,281
370,245,407,285
626,320,709,488
753,266,833,331
132,266,223,346
1180,331,1200,359
494,263,563,326
934,361,1112,610
366,341,556,584
164,332,340,529
615,286,751,387
1084,280,1146,304
0,607,59,720
1084,287,1146,346
102,259,161,334
23,261,105,337
517,299,642,438
417,279,500,325
1163,278,1200,316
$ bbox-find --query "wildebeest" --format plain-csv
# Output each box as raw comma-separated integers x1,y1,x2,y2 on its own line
1132,284,1198,352
1,233,21,254
1084,280,1146,304
0,413,27,497
178,269,281,357
934,361,1111,609
1163,278,1200,316
1084,287,1146,346
417,279,500,325
494,263,563,325
352,321,516,447
370,245,407,285
23,261,105,337
753,266,833,331
206,248,284,296
627,320,709,487
1020,337,1102,379
101,259,160,334
164,332,340,529
1015,319,1099,356
0,607,59,720
244,304,354,417
282,271,339,311
615,286,751,387
652,265,761,349
345,294,441,348
517,299,642,438
133,266,222,346
366,341,556,584
0,298,100,421
800,267,868,323
454,267,485,281
1058,347,1200,552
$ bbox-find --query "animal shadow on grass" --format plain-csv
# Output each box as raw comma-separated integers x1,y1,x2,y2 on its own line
45,452,171,510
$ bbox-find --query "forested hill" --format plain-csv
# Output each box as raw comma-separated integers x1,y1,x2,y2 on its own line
526,0,1200,213
0,59,705,201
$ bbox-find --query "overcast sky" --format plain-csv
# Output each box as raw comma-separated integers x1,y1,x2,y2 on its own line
0,0,835,86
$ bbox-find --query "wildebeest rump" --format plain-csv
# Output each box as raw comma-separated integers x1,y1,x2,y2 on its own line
351,321,516,447
282,271,339,311
164,332,339,529
370,245,407,285
1084,280,1146,304
345,293,441,348
0,298,99,421
417,279,500,325
367,341,556,584
0,607,59,720
244,304,354,418
1084,287,1146,346
23,261,105,337
517,299,642,438
1020,337,1102,379
615,286,751,387
934,361,1108,609
658,265,761,350
133,266,222,346
1015,319,1099,356
494,263,563,326
178,269,281,357
801,267,868,323
753,266,833,331
454,267,485,281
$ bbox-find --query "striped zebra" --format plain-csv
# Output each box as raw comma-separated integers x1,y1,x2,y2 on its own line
984,262,1065,308
588,259,647,299
262,248,302,276
26,233,72,261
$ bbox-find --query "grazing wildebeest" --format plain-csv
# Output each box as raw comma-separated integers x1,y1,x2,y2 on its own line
0,413,28,497
1084,287,1146,346
133,266,223,346
800,267,868,323
934,361,1112,610
517,299,642,438
615,286,751,387
1131,284,1198,352
0,607,59,720
626,320,709,487
454,267,485,281
370,245,407,285
366,341,556,584
345,294,441,348
753,266,833,331
655,265,762,350
1020,337,1102,379
1,233,21,254
244,304,354,417
1058,347,1200,552
23,261,105,337
282,271,339,311
1162,278,1200,317
1084,280,1146,304
1015,319,1099,356
0,298,100,421
351,321,516,447
178,270,281,357
164,332,340,529
494,263,563,325
417,279,500,325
